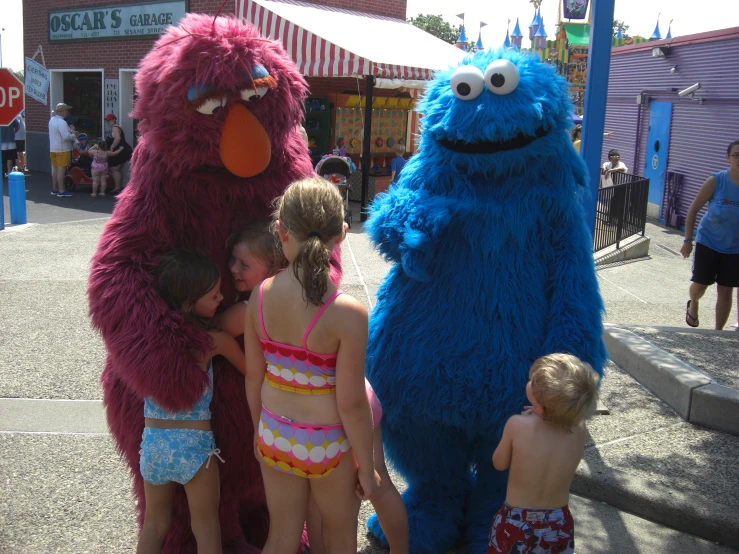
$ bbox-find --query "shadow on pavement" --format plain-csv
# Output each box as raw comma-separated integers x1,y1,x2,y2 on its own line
3,171,117,225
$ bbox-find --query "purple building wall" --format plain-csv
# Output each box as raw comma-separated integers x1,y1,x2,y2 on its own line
602,27,739,226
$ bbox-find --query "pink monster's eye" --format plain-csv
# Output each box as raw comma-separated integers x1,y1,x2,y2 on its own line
196,96,227,115
241,86,269,102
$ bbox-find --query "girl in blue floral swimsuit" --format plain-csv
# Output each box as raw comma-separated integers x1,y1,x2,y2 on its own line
137,249,245,554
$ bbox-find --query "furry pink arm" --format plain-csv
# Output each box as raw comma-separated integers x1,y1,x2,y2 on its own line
88,219,211,412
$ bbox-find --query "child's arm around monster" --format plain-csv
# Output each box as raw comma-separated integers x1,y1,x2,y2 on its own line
88,215,211,412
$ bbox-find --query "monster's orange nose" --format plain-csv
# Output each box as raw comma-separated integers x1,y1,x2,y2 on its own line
220,103,271,177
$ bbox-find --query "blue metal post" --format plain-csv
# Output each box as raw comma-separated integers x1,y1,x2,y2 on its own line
580,0,616,236
0,179,4,230
8,170,27,224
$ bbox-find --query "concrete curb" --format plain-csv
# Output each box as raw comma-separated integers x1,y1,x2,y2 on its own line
0,398,109,434
594,235,650,266
618,324,739,336
603,327,739,435
572,461,739,549
0,223,38,235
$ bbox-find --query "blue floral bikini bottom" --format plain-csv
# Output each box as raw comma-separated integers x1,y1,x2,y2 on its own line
139,427,224,486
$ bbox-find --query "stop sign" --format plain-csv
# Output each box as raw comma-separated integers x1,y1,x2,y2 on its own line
0,68,24,126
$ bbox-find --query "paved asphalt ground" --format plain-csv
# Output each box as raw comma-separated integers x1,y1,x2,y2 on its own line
1,174,737,553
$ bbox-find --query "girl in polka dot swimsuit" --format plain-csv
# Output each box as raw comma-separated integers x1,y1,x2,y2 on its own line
218,219,409,553
243,178,380,553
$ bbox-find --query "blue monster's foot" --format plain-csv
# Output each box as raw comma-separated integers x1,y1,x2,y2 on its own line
402,486,464,554
465,517,494,554
465,453,508,554
366,513,388,548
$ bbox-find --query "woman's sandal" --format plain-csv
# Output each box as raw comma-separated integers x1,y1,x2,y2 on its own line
685,300,699,328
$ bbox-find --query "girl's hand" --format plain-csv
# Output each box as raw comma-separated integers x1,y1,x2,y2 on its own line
356,468,381,501
680,241,694,259
521,405,535,415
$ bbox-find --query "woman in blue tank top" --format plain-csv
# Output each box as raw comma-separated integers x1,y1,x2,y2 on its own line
137,249,246,553
681,140,739,330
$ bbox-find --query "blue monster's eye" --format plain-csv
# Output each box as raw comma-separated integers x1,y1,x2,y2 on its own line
484,60,520,95
450,65,485,100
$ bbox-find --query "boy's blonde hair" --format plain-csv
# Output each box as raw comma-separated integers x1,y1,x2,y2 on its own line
394,143,406,156
529,353,599,430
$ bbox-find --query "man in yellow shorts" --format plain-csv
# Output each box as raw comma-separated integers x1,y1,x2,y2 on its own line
48,103,77,197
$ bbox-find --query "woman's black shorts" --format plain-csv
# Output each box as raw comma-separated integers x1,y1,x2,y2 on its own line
692,242,739,287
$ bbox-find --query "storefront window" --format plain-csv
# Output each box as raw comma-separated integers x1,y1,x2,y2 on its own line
63,72,102,140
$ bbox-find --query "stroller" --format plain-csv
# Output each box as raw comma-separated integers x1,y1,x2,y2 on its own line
315,154,356,227
65,133,114,192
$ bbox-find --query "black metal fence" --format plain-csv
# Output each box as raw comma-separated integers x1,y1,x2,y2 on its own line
593,172,650,252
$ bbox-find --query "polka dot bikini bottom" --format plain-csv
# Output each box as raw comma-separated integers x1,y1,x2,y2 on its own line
257,405,350,479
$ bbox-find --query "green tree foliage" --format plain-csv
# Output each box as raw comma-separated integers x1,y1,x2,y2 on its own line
613,19,630,38
408,14,461,45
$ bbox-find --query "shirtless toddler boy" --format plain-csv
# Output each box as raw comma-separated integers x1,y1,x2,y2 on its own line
488,353,599,554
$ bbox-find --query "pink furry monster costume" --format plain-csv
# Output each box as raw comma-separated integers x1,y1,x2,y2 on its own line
88,14,336,552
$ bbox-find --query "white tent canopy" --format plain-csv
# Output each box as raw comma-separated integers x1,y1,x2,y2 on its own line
238,0,465,79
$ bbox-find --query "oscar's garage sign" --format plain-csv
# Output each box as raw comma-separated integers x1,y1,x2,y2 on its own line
49,1,187,42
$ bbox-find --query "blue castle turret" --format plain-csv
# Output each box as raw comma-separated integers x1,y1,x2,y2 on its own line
456,26,469,51
528,9,541,41
511,18,523,49
650,19,662,41
534,17,547,50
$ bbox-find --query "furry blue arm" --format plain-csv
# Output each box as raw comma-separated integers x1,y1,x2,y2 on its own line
542,206,608,375
367,187,454,282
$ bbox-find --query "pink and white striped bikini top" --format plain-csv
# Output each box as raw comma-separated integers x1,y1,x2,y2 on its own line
259,281,342,395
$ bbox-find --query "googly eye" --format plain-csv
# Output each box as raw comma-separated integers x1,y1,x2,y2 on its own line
241,86,270,102
484,60,519,95
196,96,227,115
450,65,485,100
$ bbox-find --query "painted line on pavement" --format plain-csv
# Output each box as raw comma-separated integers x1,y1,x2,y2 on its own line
0,430,109,436
597,274,648,304
0,397,103,402
41,216,111,225
585,421,685,452
0,223,39,236
345,234,373,310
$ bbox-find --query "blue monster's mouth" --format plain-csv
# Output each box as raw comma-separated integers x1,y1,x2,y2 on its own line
438,127,548,154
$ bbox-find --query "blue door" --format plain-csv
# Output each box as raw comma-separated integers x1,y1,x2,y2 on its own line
643,102,672,221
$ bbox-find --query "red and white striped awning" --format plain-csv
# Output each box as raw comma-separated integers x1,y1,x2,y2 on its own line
237,0,465,79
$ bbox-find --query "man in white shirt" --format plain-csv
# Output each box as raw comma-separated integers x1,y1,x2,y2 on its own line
48,103,77,197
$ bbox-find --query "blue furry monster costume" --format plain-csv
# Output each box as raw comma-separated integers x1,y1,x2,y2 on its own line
364,49,607,554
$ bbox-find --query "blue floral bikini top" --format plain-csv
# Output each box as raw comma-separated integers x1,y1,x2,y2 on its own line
144,361,213,420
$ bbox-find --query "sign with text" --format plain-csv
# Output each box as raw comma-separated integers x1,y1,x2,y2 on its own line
24,57,50,105
0,69,25,126
105,78,119,120
49,1,187,42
